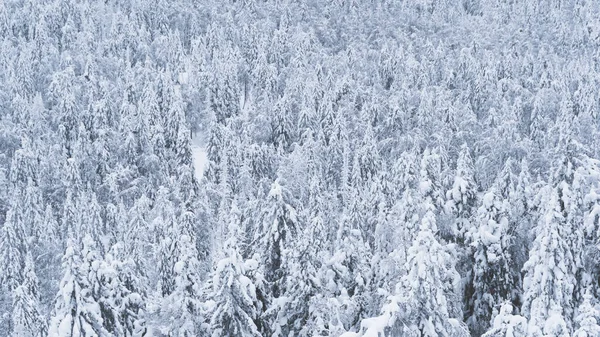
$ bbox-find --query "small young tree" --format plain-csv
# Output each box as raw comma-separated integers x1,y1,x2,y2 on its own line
573,292,600,337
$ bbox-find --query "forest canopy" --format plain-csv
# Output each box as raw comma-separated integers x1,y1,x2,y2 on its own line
1,1,600,337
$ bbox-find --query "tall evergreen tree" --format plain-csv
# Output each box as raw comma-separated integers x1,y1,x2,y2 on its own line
256,179,298,300
445,143,477,244
209,202,260,337
522,186,576,336
466,187,517,336
48,237,110,337
11,252,46,337
162,211,203,336
0,207,26,293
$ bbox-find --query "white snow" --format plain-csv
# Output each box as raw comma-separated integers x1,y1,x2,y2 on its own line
244,258,259,271
191,134,208,181
178,72,189,85
483,191,495,209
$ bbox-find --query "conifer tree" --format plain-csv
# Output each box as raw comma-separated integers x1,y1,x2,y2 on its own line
107,244,148,337
0,207,26,293
512,158,535,273
256,179,298,300
49,66,80,158
270,174,328,337
11,252,46,337
124,195,151,277
335,216,371,328
157,214,178,297
163,211,203,337
210,202,260,337
48,237,110,337
573,292,600,337
397,207,466,337
445,143,477,244
358,208,467,337
522,186,576,336
466,187,516,336
251,179,299,334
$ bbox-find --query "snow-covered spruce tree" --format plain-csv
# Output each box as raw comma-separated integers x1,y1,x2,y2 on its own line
347,120,384,249
419,148,444,215
11,251,46,337
257,178,298,294
270,173,329,337
354,123,381,185
209,245,260,337
355,155,466,337
204,121,227,187
209,202,260,337
48,237,110,337
214,141,232,250
269,98,295,152
356,208,467,337
520,100,589,336
172,87,196,179
1,146,40,295
0,207,26,294
162,211,203,337
82,235,128,336
419,148,463,317
511,158,535,279
445,143,477,244
105,244,148,337
339,216,372,318
493,158,528,290
21,178,45,241
494,158,517,204
124,194,151,278
329,193,372,335
157,211,178,297
386,150,421,258
254,179,298,334
208,49,241,125
521,185,576,337
396,206,467,337
466,186,517,336
573,291,600,337
580,158,600,297
49,65,80,159
77,189,104,249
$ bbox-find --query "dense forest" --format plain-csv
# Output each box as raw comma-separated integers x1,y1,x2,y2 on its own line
2,1,600,336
